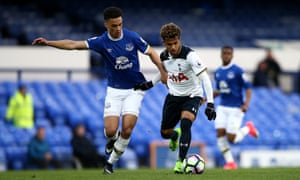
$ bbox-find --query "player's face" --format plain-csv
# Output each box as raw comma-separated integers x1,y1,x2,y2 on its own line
105,16,123,39
221,48,233,65
37,127,46,140
163,37,181,57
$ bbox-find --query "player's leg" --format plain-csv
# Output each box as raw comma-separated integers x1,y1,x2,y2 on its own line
160,94,181,151
104,116,120,154
173,112,194,174
103,87,124,174
103,87,122,155
226,108,259,144
217,128,237,169
215,106,237,169
175,96,201,170
226,108,245,144
105,89,145,174
107,114,137,168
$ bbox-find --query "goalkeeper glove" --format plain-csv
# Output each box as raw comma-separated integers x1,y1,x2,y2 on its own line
134,81,153,91
205,103,216,121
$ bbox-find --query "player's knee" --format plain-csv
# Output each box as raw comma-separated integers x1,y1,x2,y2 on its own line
160,131,171,139
104,128,118,138
121,128,133,139
227,134,235,143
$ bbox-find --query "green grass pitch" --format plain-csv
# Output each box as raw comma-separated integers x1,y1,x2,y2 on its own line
1,168,299,180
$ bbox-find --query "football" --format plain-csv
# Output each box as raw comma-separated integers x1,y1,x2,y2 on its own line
182,153,205,174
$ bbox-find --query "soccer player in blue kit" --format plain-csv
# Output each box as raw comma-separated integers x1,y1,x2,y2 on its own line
32,7,167,174
213,46,259,169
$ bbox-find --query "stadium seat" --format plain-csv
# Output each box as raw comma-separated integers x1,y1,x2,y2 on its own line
51,146,73,168
0,147,7,171
12,128,32,146
35,118,52,129
52,125,72,146
5,146,27,170
0,105,7,120
0,128,16,147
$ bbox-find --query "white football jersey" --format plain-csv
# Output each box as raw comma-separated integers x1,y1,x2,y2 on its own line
160,46,207,97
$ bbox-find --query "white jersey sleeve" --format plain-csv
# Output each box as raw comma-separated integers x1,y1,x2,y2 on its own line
187,51,207,75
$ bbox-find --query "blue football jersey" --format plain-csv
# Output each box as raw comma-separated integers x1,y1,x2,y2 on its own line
86,28,149,89
214,63,252,107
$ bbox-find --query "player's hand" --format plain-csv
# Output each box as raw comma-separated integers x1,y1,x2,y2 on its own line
32,37,48,46
241,104,248,112
134,81,153,91
160,71,168,84
205,103,216,121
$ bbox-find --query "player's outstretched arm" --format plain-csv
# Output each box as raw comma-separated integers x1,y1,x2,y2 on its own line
32,37,87,50
146,47,168,84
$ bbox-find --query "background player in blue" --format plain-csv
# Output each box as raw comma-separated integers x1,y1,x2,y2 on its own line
213,46,259,170
32,7,167,174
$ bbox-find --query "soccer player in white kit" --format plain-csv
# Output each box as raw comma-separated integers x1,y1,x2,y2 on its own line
32,7,167,174
214,46,259,169
149,23,216,173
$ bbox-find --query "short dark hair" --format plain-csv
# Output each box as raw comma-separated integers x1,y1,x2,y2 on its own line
103,7,122,21
160,23,181,41
221,45,233,52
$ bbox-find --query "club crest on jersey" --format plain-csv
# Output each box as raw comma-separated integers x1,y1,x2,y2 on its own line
107,48,112,53
227,71,235,79
115,56,133,70
125,43,134,51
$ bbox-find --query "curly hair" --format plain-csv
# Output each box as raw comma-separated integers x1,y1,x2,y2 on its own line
160,23,181,41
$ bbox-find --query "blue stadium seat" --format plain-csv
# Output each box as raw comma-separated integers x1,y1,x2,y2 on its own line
5,146,27,170
0,105,7,121
0,147,7,171
12,128,32,146
52,125,72,146
51,146,73,163
35,118,52,129
0,128,16,147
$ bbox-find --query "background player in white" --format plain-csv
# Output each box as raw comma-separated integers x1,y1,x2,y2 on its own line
213,46,259,170
32,6,167,174
140,23,216,173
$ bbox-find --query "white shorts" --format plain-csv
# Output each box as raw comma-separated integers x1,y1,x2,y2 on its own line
103,87,145,117
214,105,245,134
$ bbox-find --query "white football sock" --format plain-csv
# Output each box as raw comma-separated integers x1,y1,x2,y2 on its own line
233,126,250,143
108,135,130,164
217,136,234,163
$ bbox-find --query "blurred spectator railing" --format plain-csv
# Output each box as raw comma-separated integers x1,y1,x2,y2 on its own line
0,68,299,93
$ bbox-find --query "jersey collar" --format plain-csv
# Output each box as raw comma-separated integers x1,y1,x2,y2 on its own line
107,30,123,41
221,62,233,69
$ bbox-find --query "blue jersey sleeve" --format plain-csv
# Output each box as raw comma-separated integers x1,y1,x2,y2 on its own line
239,68,252,89
131,31,149,54
86,36,104,52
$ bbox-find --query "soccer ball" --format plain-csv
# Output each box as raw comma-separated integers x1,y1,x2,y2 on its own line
182,153,205,174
